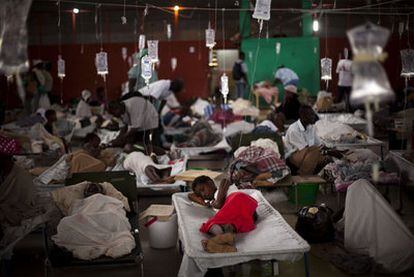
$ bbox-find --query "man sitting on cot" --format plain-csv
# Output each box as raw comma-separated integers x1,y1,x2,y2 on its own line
284,105,343,175
188,175,259,253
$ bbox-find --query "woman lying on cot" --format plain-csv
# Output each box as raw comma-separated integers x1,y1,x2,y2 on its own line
188,175,258,253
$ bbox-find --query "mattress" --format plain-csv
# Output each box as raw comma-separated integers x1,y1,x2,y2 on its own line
172,190,310,277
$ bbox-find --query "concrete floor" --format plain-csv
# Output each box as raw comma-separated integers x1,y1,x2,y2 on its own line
5,186,414,277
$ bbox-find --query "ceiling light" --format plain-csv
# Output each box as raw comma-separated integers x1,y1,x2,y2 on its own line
73,8,79,14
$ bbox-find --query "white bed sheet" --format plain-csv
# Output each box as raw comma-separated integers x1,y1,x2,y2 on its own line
322,136,385,157
171,138,232,156
172,190,310,277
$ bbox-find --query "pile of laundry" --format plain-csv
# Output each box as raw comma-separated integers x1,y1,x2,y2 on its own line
322,149,400,192
230,139,290,188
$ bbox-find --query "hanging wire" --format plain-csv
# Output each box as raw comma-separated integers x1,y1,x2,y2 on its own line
41,0,412,16
57,0,64,104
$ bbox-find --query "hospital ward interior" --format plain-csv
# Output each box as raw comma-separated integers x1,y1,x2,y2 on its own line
2,0,414,276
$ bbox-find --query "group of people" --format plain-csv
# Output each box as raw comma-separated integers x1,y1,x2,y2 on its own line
23,60,54,114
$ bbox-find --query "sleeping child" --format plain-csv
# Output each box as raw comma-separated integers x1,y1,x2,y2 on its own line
188,175,259,253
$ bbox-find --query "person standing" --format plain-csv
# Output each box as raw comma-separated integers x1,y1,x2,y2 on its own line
232,51,248,99
274,65,299,87
336,52,353,112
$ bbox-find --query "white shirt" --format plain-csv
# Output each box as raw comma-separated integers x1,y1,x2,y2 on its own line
275,68,299,86
139,79,172,100
122,97,159,130
258,120,278,132
75,99,92,118
336,59,353,87
284,119,321,158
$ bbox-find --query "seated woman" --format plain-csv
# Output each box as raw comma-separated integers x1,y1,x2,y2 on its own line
75,89,93,118
188,176,258,253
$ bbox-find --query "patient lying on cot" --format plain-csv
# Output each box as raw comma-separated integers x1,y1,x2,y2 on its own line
188,176,258,253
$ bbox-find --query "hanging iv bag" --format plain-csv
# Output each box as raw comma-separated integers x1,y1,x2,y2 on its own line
347,22,390,60
0,0,33,75
220,73,229,100
350,61,393,105
147,40,159,62
167,24,172,39
95,51,109,75
252,0,272,21
138,34,146,51
347,22,394,105
321,58,332,81
57,55,65,79
141,55,152,83
205,28,216,48
171,57,177,71
400,49,414,78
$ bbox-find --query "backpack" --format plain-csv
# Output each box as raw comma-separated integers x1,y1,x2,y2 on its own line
232,62,245,81
295,204,335,243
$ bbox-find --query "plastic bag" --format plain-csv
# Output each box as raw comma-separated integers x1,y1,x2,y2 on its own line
252,0,271,21
321,58,332,80
147,40,159,62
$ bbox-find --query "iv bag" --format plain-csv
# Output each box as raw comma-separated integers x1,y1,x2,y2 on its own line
147,40,159,62
57,55,65,79
252,0,272,21
400,49,414,78
138,35,146,51
0,0,32,75
141,55,152,82
275,42,281,55
347,22,390,60
171,57,177,71
321,58,332,81
167,24,172,39
205,28,216,49
220,73,229,100
350,62,394,105
95,51,109,76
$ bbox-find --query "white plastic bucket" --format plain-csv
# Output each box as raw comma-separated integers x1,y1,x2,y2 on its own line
147,214,178,249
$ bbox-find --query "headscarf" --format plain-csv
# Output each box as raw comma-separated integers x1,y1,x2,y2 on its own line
81,89,92,102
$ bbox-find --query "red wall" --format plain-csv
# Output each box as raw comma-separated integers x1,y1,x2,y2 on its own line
1,37,411,109
28,40,212,103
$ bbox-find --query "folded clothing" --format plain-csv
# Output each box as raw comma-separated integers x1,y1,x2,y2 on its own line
230,146,290,188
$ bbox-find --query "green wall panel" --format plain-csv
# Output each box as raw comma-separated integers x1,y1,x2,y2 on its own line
241,37,320,100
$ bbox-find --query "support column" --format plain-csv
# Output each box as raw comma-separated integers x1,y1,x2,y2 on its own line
302,0,313,37
239,0,250,39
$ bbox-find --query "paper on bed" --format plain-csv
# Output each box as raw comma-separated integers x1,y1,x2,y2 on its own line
174,169,223,182
172,190,310,277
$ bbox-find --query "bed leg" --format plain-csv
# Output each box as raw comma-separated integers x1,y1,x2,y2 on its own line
271,261,279,276
304,253,310,277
